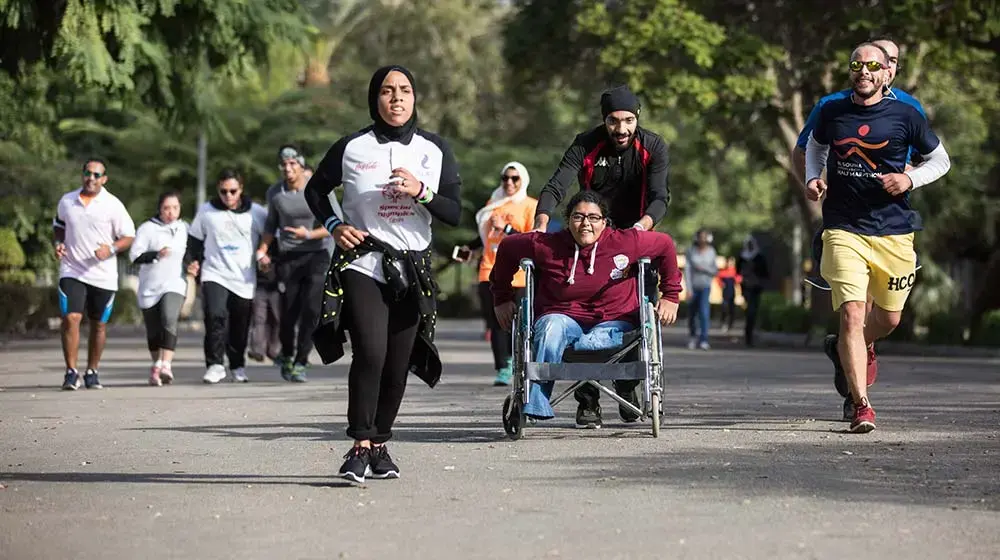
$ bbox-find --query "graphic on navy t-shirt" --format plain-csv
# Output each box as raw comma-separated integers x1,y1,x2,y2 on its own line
813,97,940,236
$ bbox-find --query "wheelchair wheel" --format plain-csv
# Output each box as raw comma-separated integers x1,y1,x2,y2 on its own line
502,394,524,440
651,393,661,438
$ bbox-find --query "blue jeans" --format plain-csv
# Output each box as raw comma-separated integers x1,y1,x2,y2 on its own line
687,287,711,345
523,313,634,419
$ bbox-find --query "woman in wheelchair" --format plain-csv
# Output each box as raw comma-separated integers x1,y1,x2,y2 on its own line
490,190,682,429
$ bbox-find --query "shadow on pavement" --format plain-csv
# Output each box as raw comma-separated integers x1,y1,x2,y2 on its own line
128,419,509,444
0,471,355,488
525,435,1000,511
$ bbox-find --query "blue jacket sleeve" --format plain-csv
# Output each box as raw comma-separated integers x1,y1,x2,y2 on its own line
796,99,826,150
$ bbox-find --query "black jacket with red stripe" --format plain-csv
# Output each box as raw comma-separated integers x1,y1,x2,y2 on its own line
536,125,670,229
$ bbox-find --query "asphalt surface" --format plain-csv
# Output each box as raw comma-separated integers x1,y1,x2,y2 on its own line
1,320,998,559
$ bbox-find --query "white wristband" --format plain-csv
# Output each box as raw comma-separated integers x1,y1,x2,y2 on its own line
255,250,266,262
632,222,646,231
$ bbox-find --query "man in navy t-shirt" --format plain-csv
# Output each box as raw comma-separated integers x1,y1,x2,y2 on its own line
796,38,930,421
804,42,951,434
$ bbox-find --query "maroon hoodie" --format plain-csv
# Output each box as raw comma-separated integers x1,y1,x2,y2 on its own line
490,227,682,329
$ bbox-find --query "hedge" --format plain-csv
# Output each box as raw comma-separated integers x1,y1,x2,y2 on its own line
0,284,144,334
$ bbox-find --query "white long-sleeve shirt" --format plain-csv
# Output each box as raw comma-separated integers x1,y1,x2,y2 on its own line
129,217,189,309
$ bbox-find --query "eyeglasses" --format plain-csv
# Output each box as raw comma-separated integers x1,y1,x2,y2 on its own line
850,60,884,73
570,213,605,224
501,175,520,183
83,171,104,179
218,188,240,196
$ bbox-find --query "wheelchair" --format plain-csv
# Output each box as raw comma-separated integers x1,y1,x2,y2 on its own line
501,257,665,439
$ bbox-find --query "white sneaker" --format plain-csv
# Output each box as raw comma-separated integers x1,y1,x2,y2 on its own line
232,368,249,383
202,364,227,384
159,363,174,384
699,341,711,350
687,339,697,350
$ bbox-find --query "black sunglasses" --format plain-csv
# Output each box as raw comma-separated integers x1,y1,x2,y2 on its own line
218,188,240,195
501,175,520,183
83,171,104,179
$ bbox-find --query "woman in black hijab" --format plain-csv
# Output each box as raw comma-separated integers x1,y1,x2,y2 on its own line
305,65,462,483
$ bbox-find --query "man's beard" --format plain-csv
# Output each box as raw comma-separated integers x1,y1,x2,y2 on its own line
852,78,881,99
612,131,634,150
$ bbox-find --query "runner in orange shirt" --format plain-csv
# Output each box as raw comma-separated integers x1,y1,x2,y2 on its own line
716,257,741,333
454,161,537,385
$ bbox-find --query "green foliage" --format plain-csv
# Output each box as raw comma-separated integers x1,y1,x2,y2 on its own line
0,285,58,333
0,224,34,286
0,270,36,285
969,310,1000,347
109,288,142,325
759,292,810,334
1,0,312,128
906,258,962,326
1,0,998,317
0,227,26,269
925,311,966,345
331,0,511,143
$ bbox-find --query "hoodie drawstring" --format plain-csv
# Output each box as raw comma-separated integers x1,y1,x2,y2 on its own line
567,245,580,285
567,241,598,285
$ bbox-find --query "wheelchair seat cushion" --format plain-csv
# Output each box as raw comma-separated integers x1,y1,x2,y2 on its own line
562,329,642,364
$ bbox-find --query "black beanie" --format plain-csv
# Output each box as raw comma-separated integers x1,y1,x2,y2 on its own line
600,85,641,119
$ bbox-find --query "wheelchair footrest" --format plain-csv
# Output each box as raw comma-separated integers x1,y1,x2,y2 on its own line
526,361,647,381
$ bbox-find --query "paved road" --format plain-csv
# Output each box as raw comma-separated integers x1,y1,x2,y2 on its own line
1,321,998,559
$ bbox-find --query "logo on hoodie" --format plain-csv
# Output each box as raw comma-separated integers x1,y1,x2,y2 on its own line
610,254,630,280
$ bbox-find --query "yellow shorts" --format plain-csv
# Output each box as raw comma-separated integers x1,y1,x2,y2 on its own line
821,229,916,312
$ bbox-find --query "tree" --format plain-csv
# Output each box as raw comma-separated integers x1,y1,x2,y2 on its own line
300,0,372,87
330,0,512,143
504,0,998,226
0,0,310,127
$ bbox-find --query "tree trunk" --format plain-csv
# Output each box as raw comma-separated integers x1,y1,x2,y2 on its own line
303,57,330,87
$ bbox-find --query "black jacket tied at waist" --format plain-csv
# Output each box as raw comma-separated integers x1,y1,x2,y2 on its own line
311,235,442,388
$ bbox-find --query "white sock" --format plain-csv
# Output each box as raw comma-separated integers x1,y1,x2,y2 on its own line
154,360,163,368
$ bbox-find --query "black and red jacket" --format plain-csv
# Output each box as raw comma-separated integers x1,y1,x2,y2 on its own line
536,125,670,229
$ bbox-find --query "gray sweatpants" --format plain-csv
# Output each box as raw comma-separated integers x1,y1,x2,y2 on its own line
142,292,185,352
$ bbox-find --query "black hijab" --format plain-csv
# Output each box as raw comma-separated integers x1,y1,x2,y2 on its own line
368,65,418,144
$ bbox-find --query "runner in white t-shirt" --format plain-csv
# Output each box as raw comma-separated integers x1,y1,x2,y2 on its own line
53,158,136,390
185,169,267,384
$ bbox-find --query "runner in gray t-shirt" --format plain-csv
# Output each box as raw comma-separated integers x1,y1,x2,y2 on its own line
255,145,332,382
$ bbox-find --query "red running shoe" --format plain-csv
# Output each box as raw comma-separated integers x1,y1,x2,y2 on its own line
850,403,876,433
866,344,878,387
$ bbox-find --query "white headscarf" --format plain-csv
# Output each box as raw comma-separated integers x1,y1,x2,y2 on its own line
474,161,530,246
740,234,759,260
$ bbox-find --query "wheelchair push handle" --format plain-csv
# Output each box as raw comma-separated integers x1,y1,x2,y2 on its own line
519,258,535,271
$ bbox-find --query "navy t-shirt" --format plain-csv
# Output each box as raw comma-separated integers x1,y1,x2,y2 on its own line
813,97,940,236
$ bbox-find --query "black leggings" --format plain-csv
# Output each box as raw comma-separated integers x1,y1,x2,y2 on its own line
201,281,253,369
142,292,184,352
342,270,420,443
277,250,328,364
477,281,525,370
